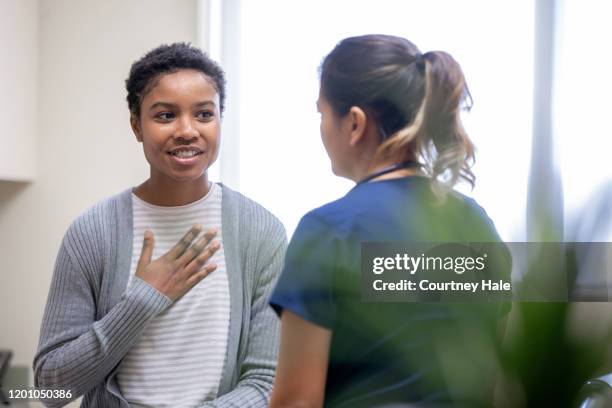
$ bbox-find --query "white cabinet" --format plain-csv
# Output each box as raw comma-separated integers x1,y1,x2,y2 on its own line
0,0,38,181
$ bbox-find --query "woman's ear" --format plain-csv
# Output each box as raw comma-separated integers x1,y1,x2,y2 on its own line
348,106,367,147
131,115,143,142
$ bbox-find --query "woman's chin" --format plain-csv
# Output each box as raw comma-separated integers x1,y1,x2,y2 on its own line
168,170,208,183
330,165,350,180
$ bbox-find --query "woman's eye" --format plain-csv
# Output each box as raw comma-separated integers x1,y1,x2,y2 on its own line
197,111,214,120
156,112,174,121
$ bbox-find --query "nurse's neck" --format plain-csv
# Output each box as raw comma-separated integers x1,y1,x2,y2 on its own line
351,156,420,184
134,175,211,207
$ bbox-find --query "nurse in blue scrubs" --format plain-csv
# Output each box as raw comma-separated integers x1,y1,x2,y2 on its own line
269,34,510,408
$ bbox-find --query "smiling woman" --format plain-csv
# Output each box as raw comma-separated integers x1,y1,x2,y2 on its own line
33,43,286,408
131,69,222,205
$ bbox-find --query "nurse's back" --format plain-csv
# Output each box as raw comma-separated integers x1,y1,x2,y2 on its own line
270,34,510,408
276,176,508,406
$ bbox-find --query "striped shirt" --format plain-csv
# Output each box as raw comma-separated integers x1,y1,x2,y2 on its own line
117,183,230,408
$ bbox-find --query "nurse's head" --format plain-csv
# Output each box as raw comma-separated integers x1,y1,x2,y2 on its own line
125,43,226,184
318,34,475,190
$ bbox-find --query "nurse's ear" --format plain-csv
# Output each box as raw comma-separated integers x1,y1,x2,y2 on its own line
347,106,367,147
131,115,143,142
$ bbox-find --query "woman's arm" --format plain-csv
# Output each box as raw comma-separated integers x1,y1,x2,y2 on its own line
34,223,216,407
33,239,172,407
270,310,332,408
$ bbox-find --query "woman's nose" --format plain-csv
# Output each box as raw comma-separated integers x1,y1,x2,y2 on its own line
174,117,199,141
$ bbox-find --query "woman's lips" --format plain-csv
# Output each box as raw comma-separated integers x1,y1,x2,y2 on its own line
167,151,204,166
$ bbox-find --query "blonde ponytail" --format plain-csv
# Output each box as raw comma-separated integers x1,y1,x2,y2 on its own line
375,51,475,198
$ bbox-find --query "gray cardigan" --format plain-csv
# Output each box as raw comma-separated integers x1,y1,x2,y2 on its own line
33,184,287,407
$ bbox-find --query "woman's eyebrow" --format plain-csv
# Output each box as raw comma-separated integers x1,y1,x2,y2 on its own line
148,101,216,111
148,101,176,111
193,101,216,108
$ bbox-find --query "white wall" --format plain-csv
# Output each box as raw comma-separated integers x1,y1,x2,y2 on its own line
0,0,38,181
0,0,200,379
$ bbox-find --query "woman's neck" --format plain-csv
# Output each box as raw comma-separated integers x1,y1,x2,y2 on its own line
354,156,422,183
133,175,211,207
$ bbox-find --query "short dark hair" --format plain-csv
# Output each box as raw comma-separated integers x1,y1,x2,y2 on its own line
126,42,226,118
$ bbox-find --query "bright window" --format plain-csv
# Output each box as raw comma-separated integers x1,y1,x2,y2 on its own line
236,0,534,239
555,0,612,238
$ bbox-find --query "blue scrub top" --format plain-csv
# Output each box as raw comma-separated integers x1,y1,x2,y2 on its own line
270,176,511,407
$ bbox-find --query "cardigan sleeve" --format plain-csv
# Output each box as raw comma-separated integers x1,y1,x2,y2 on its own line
199,218,287,407
33,213,172,408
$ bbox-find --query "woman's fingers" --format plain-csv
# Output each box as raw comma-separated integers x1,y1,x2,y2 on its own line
136,225,219,300
136,230,155,273
177,229,217,266
166,224,202,259
186,263,218,286
184,240,220,274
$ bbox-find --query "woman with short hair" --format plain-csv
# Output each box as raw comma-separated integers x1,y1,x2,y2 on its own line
35,43,286,408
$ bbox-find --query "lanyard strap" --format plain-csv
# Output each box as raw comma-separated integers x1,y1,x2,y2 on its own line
357,160,422,185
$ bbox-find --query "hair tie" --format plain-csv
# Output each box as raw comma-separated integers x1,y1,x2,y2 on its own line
415,52,427,71
414,53,427,72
